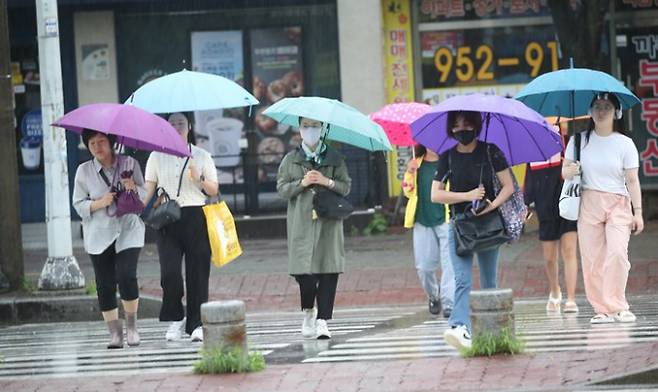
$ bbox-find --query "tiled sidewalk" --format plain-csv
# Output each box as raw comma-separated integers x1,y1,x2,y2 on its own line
3,341,657,391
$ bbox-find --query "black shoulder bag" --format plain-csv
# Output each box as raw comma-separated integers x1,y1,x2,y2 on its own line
449,149,511,256
144,156,190,230
308,166,354,220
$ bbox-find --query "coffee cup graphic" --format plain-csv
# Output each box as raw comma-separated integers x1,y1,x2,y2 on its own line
20,136,42,170
207,117,243,167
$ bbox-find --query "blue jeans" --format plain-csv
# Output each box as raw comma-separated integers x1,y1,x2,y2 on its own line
447,222,500,332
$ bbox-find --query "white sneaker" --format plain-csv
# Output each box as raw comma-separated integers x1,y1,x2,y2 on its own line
165,318,186,341
444,325,472,350
190,326,203,342
316,319,331,339
301,308,317,338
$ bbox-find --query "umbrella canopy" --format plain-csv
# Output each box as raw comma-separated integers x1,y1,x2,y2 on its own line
515,68,641,117
369,102,431,147
411,93,562,166
53,103,190,157
126,69,259,113
262,96,392,151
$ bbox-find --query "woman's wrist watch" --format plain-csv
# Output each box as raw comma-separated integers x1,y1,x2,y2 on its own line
328,179,335,189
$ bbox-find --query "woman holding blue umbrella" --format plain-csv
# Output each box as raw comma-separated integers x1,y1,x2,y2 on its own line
143,112,219,342
562,93,644,324
430,110,515,350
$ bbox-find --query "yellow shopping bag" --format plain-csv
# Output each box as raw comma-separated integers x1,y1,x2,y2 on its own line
202,201,243,268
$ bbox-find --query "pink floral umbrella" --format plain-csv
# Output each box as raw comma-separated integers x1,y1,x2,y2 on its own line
369,102,431,147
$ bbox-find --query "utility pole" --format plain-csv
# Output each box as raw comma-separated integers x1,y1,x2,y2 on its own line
35,0,84,290
0,0,24,291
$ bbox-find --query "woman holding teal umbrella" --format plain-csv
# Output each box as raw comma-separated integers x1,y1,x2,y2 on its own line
562,92,644,324
276,117,351,340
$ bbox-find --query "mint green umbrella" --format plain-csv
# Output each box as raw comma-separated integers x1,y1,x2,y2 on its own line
262,96,392,151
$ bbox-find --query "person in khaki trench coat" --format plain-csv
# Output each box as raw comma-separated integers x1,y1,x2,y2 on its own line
277,117,351,340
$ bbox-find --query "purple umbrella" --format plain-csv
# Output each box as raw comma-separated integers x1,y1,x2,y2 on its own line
411,94,562,165
53,103,190,157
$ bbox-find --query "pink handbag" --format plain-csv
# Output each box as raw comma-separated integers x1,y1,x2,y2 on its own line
100,156,145,217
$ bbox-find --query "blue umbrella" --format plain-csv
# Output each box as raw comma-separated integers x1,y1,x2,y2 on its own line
515,68,640,117
126,69,259,113
263,96,392,151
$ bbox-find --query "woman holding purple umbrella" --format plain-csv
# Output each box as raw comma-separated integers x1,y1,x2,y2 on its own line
72,129,146,349
430,111,514,350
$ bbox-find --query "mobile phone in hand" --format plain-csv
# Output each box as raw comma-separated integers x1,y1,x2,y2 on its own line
471,198,489,214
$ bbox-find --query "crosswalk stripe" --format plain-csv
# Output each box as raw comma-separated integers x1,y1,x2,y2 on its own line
3,298,658,377
0,308,413,379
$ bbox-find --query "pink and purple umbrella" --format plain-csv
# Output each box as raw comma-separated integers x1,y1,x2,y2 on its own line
370,102,431,147
53,103,190,157
411,94,562,165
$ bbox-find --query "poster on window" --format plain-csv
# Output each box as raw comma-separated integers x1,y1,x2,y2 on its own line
618,28,658,189
250,27,304,182
191,30,246,184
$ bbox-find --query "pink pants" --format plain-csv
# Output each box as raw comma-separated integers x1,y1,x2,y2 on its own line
577,190,633,315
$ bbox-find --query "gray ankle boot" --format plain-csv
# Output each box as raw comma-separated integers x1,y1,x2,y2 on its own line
125,312,140,347
106,319,124,349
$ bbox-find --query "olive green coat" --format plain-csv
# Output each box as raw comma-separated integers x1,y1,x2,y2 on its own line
276,146,351,275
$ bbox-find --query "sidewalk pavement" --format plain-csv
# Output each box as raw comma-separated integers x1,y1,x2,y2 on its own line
21,220,658,312
3,341,657,391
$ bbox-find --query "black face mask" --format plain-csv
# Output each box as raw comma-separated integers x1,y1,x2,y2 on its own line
453,130,476,145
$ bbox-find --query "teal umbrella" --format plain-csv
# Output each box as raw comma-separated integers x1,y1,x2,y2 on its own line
515,67,640,117
262,96,392,151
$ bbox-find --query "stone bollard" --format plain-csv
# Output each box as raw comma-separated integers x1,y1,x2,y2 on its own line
201,300,247,356
470,288,515,339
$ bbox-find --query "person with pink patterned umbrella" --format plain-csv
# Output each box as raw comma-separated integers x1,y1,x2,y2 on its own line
371,103,454,318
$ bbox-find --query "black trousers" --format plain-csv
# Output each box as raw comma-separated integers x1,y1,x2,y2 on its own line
293,273,339,320
89,244,140,312
156,206,211,335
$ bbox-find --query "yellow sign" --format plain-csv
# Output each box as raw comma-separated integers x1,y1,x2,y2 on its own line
11,62,23,86
383,0,415,197
433,41,559,84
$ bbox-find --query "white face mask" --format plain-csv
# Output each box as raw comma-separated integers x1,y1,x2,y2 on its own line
299,126,322,147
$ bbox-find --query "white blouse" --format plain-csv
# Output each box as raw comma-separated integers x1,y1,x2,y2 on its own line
145,144,218,207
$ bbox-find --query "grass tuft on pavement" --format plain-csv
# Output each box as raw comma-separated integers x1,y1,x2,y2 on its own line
461,327,524,357
193,346,265,374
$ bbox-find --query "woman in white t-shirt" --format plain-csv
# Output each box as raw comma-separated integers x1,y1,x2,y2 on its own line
143,112,219,342
563,92,644,324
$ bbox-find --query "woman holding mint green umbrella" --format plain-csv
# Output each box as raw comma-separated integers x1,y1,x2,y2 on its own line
277,116,351,340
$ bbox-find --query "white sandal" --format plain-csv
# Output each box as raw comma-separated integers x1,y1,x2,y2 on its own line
613,310,636,323
590,313,615,324
546,292,562,312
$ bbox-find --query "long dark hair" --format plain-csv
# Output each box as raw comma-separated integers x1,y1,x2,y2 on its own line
167,112,196,144
413,144,427,157
585,93,627,143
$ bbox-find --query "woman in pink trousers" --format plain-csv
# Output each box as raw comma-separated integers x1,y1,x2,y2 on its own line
562,92,644,324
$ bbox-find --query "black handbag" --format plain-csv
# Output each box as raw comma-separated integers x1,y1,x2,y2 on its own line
312,187,354,220
446,149,510,256
453,209,511,256
144,156,189,230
